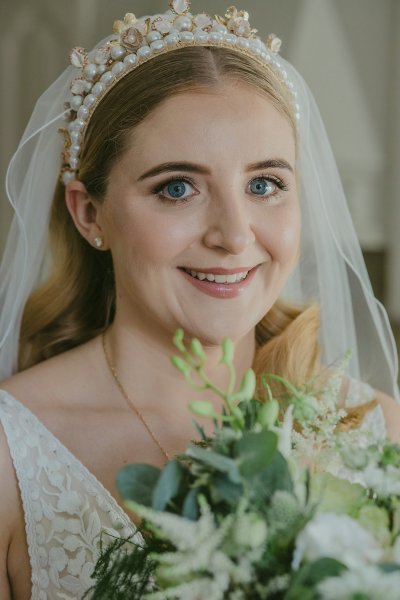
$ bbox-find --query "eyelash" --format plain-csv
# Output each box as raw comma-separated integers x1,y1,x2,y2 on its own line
258,174,289,193
152,173,289,204
152,176,198,204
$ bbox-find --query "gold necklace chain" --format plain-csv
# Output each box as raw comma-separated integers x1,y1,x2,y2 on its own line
101,331,170,461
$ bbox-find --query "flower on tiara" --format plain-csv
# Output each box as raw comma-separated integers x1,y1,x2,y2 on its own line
169,0,191,15
266,33,282,54
217,6,258,39
121,27,144,52
90,46,111,65
229,16,252,37
152,15,174,34
70,79,89,94
70,47,88,68
194,13,213,31
113,13,138,35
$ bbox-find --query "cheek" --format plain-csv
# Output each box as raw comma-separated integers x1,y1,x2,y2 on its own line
257,202,301,265
107,205,198,266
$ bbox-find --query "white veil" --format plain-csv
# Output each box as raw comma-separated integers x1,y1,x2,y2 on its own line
0,34,398,400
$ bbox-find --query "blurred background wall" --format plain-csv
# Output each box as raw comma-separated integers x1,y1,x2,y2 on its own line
1,0,399,333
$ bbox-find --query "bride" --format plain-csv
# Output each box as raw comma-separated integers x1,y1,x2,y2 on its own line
0,2,399,599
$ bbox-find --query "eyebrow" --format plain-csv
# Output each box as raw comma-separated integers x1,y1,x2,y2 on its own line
137,158,294,181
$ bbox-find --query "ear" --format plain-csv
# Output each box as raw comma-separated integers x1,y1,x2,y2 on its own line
65,180,108,249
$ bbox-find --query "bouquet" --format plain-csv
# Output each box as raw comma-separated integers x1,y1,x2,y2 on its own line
88,331,400,600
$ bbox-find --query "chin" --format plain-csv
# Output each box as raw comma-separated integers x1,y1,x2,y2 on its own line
182,317,257,349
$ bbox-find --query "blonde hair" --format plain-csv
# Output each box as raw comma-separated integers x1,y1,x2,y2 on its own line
19,46,320,386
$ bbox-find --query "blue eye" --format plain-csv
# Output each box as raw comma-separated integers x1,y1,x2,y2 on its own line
250,177,276,196
154,178,197,203
166,181,187,198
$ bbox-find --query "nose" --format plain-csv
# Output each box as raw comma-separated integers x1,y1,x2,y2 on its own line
202,190,256,255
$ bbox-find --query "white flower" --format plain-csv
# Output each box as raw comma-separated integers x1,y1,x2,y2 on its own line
318,565,400,600
360,463,400,496
292,513,383,570
233,512,268,549
276,404,293,459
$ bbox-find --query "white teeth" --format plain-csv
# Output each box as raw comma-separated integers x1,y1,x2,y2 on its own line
184,268,250,283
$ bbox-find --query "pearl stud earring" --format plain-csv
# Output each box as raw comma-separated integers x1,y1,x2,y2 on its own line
93,236,104,249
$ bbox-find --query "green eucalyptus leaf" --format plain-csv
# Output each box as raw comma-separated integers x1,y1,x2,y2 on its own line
379,563,400,573
152,460,184,511
234,430,278,478
286,557,346,596
283,586,316,600
116,464,161,506
211,473,243,505
251,452,294,505
186,444,241,484
182,488,200,520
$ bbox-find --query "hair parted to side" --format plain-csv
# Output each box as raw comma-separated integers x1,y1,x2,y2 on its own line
19,45,320,388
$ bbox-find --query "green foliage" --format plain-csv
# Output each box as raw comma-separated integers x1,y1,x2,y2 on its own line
84,533,164,599
182,488,200,520
234,430,278,478
285,558,346,599
152,460,184,511
116,464,161,506
90,332,400,599
380,443,400,468
186,444,242,484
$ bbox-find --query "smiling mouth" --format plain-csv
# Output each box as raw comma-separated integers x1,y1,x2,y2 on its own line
180,267,252,284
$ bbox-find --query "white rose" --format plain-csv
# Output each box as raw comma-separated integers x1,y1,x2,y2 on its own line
292,513,383,570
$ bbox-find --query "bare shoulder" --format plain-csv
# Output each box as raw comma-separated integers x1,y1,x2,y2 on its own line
375,389,400,443
0,336,101,411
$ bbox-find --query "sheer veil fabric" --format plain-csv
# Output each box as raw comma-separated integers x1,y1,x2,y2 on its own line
0,31,398,399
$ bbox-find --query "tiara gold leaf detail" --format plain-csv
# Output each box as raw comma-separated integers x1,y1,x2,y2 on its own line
60,4,297,185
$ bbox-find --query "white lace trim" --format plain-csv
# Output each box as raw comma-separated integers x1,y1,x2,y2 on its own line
0,390,140,600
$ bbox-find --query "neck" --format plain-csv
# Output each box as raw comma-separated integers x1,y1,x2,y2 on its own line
103,315,256,415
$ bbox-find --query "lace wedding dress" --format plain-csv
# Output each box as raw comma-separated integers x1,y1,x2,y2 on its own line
0,390,140,600
0,382,386,600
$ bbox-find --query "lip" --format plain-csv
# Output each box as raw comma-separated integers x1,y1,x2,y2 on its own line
179,265,260,299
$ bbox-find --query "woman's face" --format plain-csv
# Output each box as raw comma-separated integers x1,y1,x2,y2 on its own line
99,82,300,345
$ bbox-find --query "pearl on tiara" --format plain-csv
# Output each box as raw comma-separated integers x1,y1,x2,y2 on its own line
60,3,294,185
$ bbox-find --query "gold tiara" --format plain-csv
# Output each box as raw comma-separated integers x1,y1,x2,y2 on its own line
60,1,298,185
